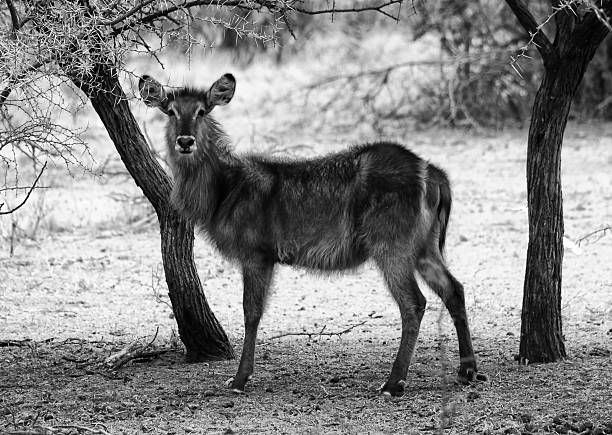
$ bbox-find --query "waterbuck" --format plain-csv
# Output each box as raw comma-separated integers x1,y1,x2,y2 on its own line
138,73,486,396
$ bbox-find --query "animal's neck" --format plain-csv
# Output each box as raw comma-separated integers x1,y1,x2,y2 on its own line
170,124,236,226
172,160,220,225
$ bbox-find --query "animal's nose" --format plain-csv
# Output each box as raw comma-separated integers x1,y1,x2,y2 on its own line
176,135,195,149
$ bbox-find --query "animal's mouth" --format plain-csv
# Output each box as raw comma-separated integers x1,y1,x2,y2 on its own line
175,145,196,155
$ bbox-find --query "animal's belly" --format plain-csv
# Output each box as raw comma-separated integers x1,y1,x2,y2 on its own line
276,235,367,271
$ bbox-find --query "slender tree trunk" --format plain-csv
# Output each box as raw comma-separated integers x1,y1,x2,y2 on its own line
519,44,601,363
71,67,234,361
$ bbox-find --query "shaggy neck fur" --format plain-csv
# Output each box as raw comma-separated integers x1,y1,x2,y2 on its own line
168,116,238,226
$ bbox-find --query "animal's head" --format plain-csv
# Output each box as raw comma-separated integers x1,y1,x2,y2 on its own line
138,74,236,158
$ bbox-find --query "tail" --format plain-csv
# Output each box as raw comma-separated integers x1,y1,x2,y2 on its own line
426,164,452,258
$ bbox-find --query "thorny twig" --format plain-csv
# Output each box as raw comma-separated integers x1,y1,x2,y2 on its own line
267,320,367,341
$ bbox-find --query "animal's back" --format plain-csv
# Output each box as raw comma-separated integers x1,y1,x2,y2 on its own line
247,142,428,270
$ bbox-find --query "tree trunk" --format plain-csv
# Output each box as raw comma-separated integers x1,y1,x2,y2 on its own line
519,43,601,363
71,67,234,361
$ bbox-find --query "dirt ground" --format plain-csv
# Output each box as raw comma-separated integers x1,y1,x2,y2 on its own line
1,121,611,434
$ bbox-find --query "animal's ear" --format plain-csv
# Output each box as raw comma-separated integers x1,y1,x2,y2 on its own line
139,75,168,110
206,73,236,108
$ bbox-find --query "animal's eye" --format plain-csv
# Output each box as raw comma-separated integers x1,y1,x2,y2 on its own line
197,109,206,117
167,109,175,117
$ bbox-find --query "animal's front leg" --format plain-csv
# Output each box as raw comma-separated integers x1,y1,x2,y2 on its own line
230,261,273,393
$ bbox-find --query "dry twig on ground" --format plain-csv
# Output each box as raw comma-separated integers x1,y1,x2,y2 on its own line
104,327,177,370
267,320,367,341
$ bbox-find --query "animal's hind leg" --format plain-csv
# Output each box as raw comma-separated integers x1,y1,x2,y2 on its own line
416,253,487,384
378,258,427,397
230,261,273,393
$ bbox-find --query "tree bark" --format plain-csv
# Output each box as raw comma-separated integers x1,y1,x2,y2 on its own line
71,67,234,361
519,32,605,363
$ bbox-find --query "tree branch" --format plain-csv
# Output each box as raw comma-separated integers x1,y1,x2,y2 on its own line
111,0,404,35
504,0,555,64
571,1,612,48
102,0,158,26
0,60,47,108
0,161,47,215
5,0,21,38
294,0,404,21
111,0,242,35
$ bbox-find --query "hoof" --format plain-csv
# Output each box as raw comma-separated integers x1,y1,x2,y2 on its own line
457,367,488,385
227,375,251,393
380,379,406,397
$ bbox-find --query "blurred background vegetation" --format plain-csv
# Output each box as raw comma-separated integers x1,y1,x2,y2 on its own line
163,0,612,131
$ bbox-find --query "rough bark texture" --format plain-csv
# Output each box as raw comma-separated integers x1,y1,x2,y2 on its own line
72,67,234,361
516,4,609,363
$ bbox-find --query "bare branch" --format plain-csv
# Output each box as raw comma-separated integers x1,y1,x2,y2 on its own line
0,161,47,215
294,0,404,21
102,0,158,26
504,0,556,64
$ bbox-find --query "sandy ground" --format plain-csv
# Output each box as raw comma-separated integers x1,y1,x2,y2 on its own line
1,119,611,433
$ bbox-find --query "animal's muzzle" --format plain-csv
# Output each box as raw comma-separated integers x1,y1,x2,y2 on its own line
176,135,196,154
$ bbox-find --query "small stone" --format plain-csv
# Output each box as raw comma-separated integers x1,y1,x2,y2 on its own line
265,387,274,393
221,401,234,408
582,422,594,430
466,392,481,402
564,422,580,432
553,416,564,425
203,390,214,397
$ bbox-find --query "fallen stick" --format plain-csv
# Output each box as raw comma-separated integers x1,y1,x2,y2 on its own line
0,339,32,347
104,328,174,370
267,320,367,341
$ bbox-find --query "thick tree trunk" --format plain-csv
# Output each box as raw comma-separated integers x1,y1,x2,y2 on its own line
71,67,234,361
519,44,601,363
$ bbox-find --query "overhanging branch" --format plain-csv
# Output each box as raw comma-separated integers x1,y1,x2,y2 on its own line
111,0,405,35
294,0,404,21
